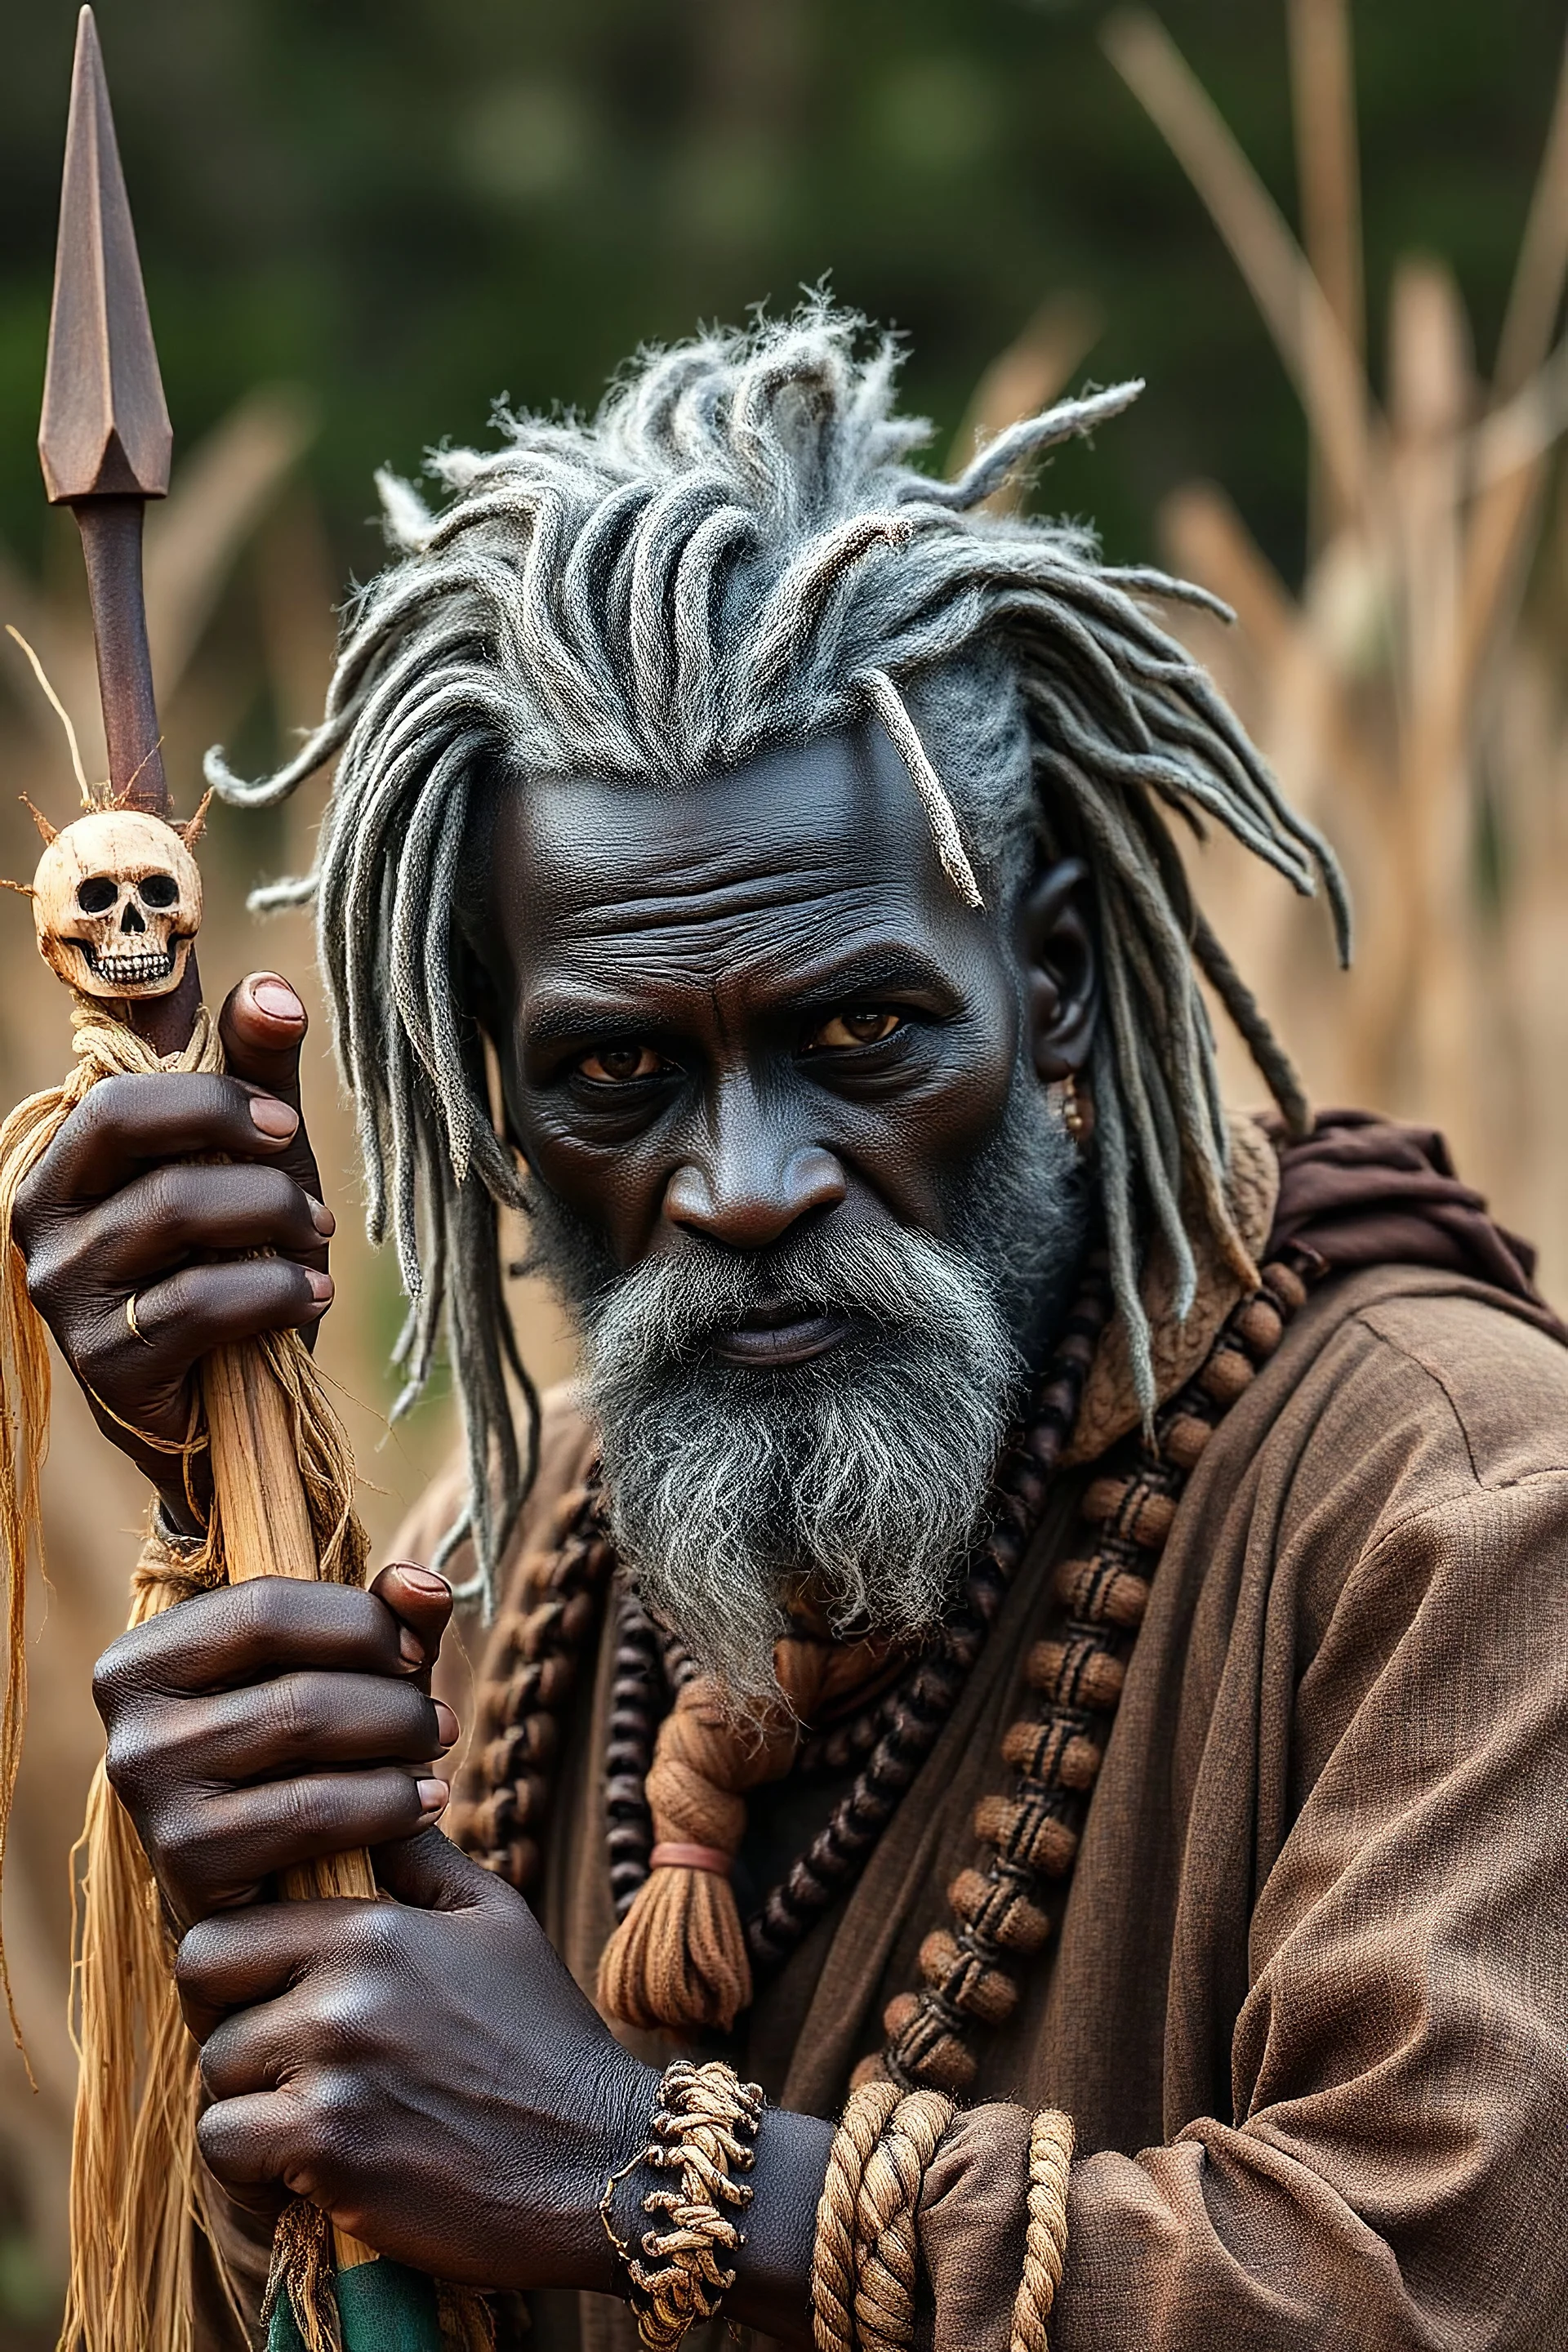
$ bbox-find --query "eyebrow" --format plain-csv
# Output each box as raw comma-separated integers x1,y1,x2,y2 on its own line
520,942,964,1049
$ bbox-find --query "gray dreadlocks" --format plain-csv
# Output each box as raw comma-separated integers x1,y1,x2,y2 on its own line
208,301,1348,1616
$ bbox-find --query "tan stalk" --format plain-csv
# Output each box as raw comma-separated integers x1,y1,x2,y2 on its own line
1287,0,1363,554
1386,258,1474,1160
1456,27,1568,716
1494,21,1568,402
1102,7,1379,534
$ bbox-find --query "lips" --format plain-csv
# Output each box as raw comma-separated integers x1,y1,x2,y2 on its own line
709,1306,850,1368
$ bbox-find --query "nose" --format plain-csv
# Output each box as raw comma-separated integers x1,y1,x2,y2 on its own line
120,897,145,933
664,1083,846,1253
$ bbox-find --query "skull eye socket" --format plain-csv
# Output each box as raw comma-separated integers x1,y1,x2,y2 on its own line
77,877,118,915
140,874,179,910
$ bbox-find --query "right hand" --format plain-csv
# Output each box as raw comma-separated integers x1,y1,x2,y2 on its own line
95,1562,459,1935
12,970,333,1523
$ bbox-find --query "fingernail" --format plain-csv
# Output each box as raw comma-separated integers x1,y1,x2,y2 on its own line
399,1626,425,1668
250,1096,299,1140
308,1196,336,1237
305,1268,334,1304
397,1564,451,1597
252,977,305,1023
434,1700,460,1749
417,1776,449,1818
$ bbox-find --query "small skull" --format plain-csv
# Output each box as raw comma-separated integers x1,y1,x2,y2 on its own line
33,809,202,1000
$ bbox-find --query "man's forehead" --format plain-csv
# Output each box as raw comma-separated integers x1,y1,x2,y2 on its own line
492,722,954,940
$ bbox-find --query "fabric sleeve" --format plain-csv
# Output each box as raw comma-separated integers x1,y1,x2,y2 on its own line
909,1468,1568,2352
913,2104,1031,2351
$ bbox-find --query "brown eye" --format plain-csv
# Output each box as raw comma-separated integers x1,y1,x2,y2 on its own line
577,1044,664,1085
811,1009,903,1050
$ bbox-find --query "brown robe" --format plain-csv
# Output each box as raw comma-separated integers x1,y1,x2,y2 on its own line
212,1122,1568,2348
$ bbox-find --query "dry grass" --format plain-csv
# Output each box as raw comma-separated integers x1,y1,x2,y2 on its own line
1099,3,1568,1294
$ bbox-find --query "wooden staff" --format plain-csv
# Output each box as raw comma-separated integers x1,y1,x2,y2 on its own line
39,7,392,2324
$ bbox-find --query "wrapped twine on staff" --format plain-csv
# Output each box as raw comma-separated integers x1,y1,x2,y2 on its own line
7,20,494,2340
0,1000,492,2351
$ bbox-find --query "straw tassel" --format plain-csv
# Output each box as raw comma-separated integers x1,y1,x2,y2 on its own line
597,1674,800,2034
0,1000,490,2351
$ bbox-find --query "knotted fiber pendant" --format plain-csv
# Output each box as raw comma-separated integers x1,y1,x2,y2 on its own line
597,1641,853,2035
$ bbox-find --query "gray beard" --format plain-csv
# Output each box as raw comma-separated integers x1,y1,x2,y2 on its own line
522,1072,1089,1699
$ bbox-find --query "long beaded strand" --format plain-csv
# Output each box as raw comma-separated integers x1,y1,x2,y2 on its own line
862,1256,1311,2094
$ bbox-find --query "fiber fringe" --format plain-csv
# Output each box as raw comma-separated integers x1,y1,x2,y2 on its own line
0,1000,488,2350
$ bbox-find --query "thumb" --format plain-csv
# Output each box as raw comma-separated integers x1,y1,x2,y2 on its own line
218,971,323,1207
371,1561,453,1689
372,1824,502,1913
219,971,310,1110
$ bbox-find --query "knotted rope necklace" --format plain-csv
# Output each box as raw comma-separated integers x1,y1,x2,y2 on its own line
450,1251,1312,2089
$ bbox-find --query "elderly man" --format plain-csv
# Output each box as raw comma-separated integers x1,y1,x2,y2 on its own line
16,310,1568,2351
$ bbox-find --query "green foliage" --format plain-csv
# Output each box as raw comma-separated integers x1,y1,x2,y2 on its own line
0,1,1561,586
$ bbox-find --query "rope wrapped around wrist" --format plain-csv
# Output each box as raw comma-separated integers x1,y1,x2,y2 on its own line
1009,2109,1074,2352
811,2081,956,2352
600,2058,764,2349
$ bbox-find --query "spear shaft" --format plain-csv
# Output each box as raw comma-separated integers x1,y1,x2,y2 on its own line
36,16,437,2344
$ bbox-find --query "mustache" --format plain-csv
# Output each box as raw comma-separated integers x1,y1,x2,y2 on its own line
577,1218,1022,1379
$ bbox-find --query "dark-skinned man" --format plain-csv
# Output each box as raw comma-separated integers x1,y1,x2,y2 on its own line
17,311,1568,2350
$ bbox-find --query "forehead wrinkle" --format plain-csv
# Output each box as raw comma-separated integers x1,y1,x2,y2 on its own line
535,896,938,1026
544,872,905,955
549,844,884,934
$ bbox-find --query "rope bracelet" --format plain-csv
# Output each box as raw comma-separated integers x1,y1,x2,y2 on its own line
810,2085,1074,2352
600,2057,765,2350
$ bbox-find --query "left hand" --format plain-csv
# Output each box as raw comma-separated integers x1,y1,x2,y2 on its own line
177,1829,653,2291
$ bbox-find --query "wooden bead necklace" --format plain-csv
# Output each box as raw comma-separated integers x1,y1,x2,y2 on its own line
448,1481,615,1893
450,1246,1315,2103
862,1254,1312,2095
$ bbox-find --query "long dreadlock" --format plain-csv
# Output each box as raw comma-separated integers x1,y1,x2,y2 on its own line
208,301,1348,1618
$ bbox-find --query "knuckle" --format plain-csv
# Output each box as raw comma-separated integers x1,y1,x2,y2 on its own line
348,1901,404,1975
277,1770,333,1847
101,1718,155,1800
307,2065,367,2161
264,1673,323,1759
225,1575,296,1660
309,1979,371,2063
21,1241,66,1319
156,1806,205,1882
371,1766,422,1834
11,1174,48,1257
72,1072,140,1145
194,2102,229,2173
11,1161,42,1242
262,1166,312,1226
136,1161,189,1238
91,1634,139,1722
173,1923,216,1996
154,1263,205,1330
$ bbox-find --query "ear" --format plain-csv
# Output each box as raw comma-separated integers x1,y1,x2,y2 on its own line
1015,855,1098,1081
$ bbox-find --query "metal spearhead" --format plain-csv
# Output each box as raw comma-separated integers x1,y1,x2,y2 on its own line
39,7,171,506
38,7,171,823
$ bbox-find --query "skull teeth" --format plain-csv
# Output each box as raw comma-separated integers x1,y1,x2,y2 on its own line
83,946,176,985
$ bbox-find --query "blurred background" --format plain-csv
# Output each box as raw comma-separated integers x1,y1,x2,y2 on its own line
1,0,1566,2335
